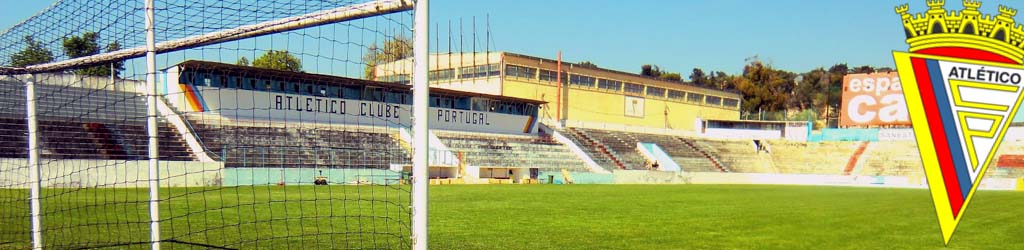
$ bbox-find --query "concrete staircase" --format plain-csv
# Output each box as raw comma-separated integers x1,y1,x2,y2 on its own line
678,138,728,172
568,128,626,170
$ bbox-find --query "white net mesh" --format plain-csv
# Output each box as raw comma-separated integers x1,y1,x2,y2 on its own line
0,0,417,249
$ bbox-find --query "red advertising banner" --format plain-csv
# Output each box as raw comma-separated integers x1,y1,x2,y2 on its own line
839,72,910,127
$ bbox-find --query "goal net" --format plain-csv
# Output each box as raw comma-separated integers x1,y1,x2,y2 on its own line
0,0,421,249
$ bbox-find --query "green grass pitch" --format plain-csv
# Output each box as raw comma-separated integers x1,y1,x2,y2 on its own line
2,184,1023,249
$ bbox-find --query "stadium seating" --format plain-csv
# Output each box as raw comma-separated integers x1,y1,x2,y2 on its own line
670,138,727,172
559,128,724,172
858,141,923,176
627,133,716,172
694,139,771,173
185,116,409,169
433,130,588,171
7,79,1024,177
0,117,27,158
0,80,193,161
567,128,650,170
989,139,1024,178
767,140,861,175
557,127,623,171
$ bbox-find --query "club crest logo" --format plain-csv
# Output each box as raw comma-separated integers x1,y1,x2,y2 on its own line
892,0,1024,244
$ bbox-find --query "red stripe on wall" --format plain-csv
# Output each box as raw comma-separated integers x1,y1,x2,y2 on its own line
181,84,204,112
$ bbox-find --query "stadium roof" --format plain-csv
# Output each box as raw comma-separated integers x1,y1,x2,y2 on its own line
172,60,547,105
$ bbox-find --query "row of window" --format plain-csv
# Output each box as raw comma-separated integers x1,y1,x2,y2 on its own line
429,95,537,116
707,120,784,130
180,70,538,116
505,64,740,109
379,74,409,85
538,69,568,82
385,64,502,84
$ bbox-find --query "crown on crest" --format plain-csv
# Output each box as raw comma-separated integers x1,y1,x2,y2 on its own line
897,0,1024,63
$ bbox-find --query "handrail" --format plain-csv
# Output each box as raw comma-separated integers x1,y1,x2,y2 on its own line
152,94,217,162
177,111,221,161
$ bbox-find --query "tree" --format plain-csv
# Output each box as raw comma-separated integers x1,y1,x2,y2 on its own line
639,64,683,82
252,50,303,72
62,31,122,77
62,32,101,59
10,36,54,67
577,61,598,69
708,71,731,90
851,65,875,74
733,59,796,115
825,63,848,115
689,68,708,87
790,68,829,111
363,36,413,79
827,63,849,75
658,72,682,82
641,64,662,78
236,56,250,66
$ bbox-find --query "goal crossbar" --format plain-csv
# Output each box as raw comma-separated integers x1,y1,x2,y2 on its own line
0,0,413,75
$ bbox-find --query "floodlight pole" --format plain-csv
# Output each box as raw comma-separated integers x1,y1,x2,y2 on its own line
411,0,430,249
144,0,161,249
26,75,42,250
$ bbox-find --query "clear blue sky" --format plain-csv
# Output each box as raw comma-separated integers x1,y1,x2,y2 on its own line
2,0,1024,75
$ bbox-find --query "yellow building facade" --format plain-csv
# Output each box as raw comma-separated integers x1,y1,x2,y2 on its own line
376,52,741,132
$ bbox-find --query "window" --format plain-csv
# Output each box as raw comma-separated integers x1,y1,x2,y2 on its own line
569,74,596,88
538,69,568,82
364,87,384,102
304,84,315,95
201,74,212,87
667,90,685,100
262,79,273,91
706,96,722,106
246,78,258,90
224,76,236,89
430,96,456,108
341,86,361,99
429,69,455,81
182,72,194,85
380,74,410,84
472,98,490,111
459,64,500,79
327,86,339,98
598,79,622,91
723,98,739,108
506,65,537,79
646,86,666,97
273,81,285,92
624,83,644,94
455,97,471,110
385,91,412,105
219,75,228,88
686,92,704,103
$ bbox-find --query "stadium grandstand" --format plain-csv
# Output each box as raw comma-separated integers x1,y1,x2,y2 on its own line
363,51,1024,188
13,48,1018,188
0,76,193,161
6,1,1024,248
6,58,1024,185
